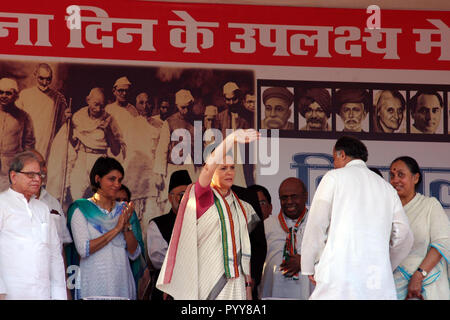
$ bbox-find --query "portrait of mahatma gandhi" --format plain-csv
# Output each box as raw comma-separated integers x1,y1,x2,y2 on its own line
333,88,370,132
297,87,332,131
409,90,443,134
261,87,294,130
372,90,406,133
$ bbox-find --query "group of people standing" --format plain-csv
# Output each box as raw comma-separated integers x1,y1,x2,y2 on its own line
148,132,449,300
0,60,448,300
0,129,448,300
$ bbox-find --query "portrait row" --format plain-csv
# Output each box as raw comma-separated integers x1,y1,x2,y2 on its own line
257,82,450,138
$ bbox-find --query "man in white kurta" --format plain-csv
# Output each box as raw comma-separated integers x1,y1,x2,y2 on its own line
0,151,67,300
16,64,69,160
301,136,414,300
68,88,125,201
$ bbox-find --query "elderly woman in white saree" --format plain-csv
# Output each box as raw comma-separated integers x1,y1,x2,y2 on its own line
390,156,450,300
156,129,260,300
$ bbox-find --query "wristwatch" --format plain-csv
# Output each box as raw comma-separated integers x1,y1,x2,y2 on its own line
127,225,133,232
417,267,428,277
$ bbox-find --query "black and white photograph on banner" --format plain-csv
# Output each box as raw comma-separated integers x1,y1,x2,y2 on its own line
0,59,255,225
296,87,333,132
408,90,445,134
372,89,407,134
260,86,295,131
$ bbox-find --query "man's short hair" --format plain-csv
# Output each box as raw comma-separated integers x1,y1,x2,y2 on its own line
297,87,332,117
8,151,41,184
409,90,443,114
334,136,368,162
89,156,125,193
248,184,272,205
278,177,307,197
375,90,406,110
333,88,370,113
86,87,105,102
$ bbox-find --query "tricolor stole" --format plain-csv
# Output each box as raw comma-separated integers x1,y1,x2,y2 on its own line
278,208,306,280
212,186,248,279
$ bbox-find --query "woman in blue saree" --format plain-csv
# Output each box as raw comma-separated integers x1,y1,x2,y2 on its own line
67,156,144,299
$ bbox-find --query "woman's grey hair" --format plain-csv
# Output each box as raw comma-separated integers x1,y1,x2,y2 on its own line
8,151,41,184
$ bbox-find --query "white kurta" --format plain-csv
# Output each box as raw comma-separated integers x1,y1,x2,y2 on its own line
260,212,313,299
156,184,257,300
394,193,450,300
16,86,57,157
106,102,163,224
301,159,414,300
146,221,168,270
0,188,67,300
38,188,72,246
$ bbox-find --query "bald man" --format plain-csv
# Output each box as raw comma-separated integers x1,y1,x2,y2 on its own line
135,92,153,118
16,63,70,160
259,177,313,299
67,87,125,201
0,78,35,191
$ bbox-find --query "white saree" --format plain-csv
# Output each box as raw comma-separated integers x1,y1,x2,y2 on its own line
156,183,256,300
394,193,450,300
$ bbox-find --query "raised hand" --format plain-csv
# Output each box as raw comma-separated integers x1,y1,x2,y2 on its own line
233,129,260,144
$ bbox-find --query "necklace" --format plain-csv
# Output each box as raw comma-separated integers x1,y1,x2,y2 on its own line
92,192,114,212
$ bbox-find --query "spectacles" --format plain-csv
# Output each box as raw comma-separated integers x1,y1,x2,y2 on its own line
0,90,14,96
17,171,46,179
37,76,52,82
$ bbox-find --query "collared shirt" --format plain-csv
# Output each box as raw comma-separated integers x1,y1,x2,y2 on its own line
0,188,67,300
147,220,169,270
301,159,413,300
38,188,73,246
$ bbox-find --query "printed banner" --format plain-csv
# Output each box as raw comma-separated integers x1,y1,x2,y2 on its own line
0,0,449,229
0,1,449,70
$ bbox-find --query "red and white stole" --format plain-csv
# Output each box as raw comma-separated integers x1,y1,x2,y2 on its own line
212,186,251,279
278,208,306,280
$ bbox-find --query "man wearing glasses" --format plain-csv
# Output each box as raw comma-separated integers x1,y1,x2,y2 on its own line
146,170,192,300
16,63,71,161
259,177,313,299
0,78,35,192
0,151,67,300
